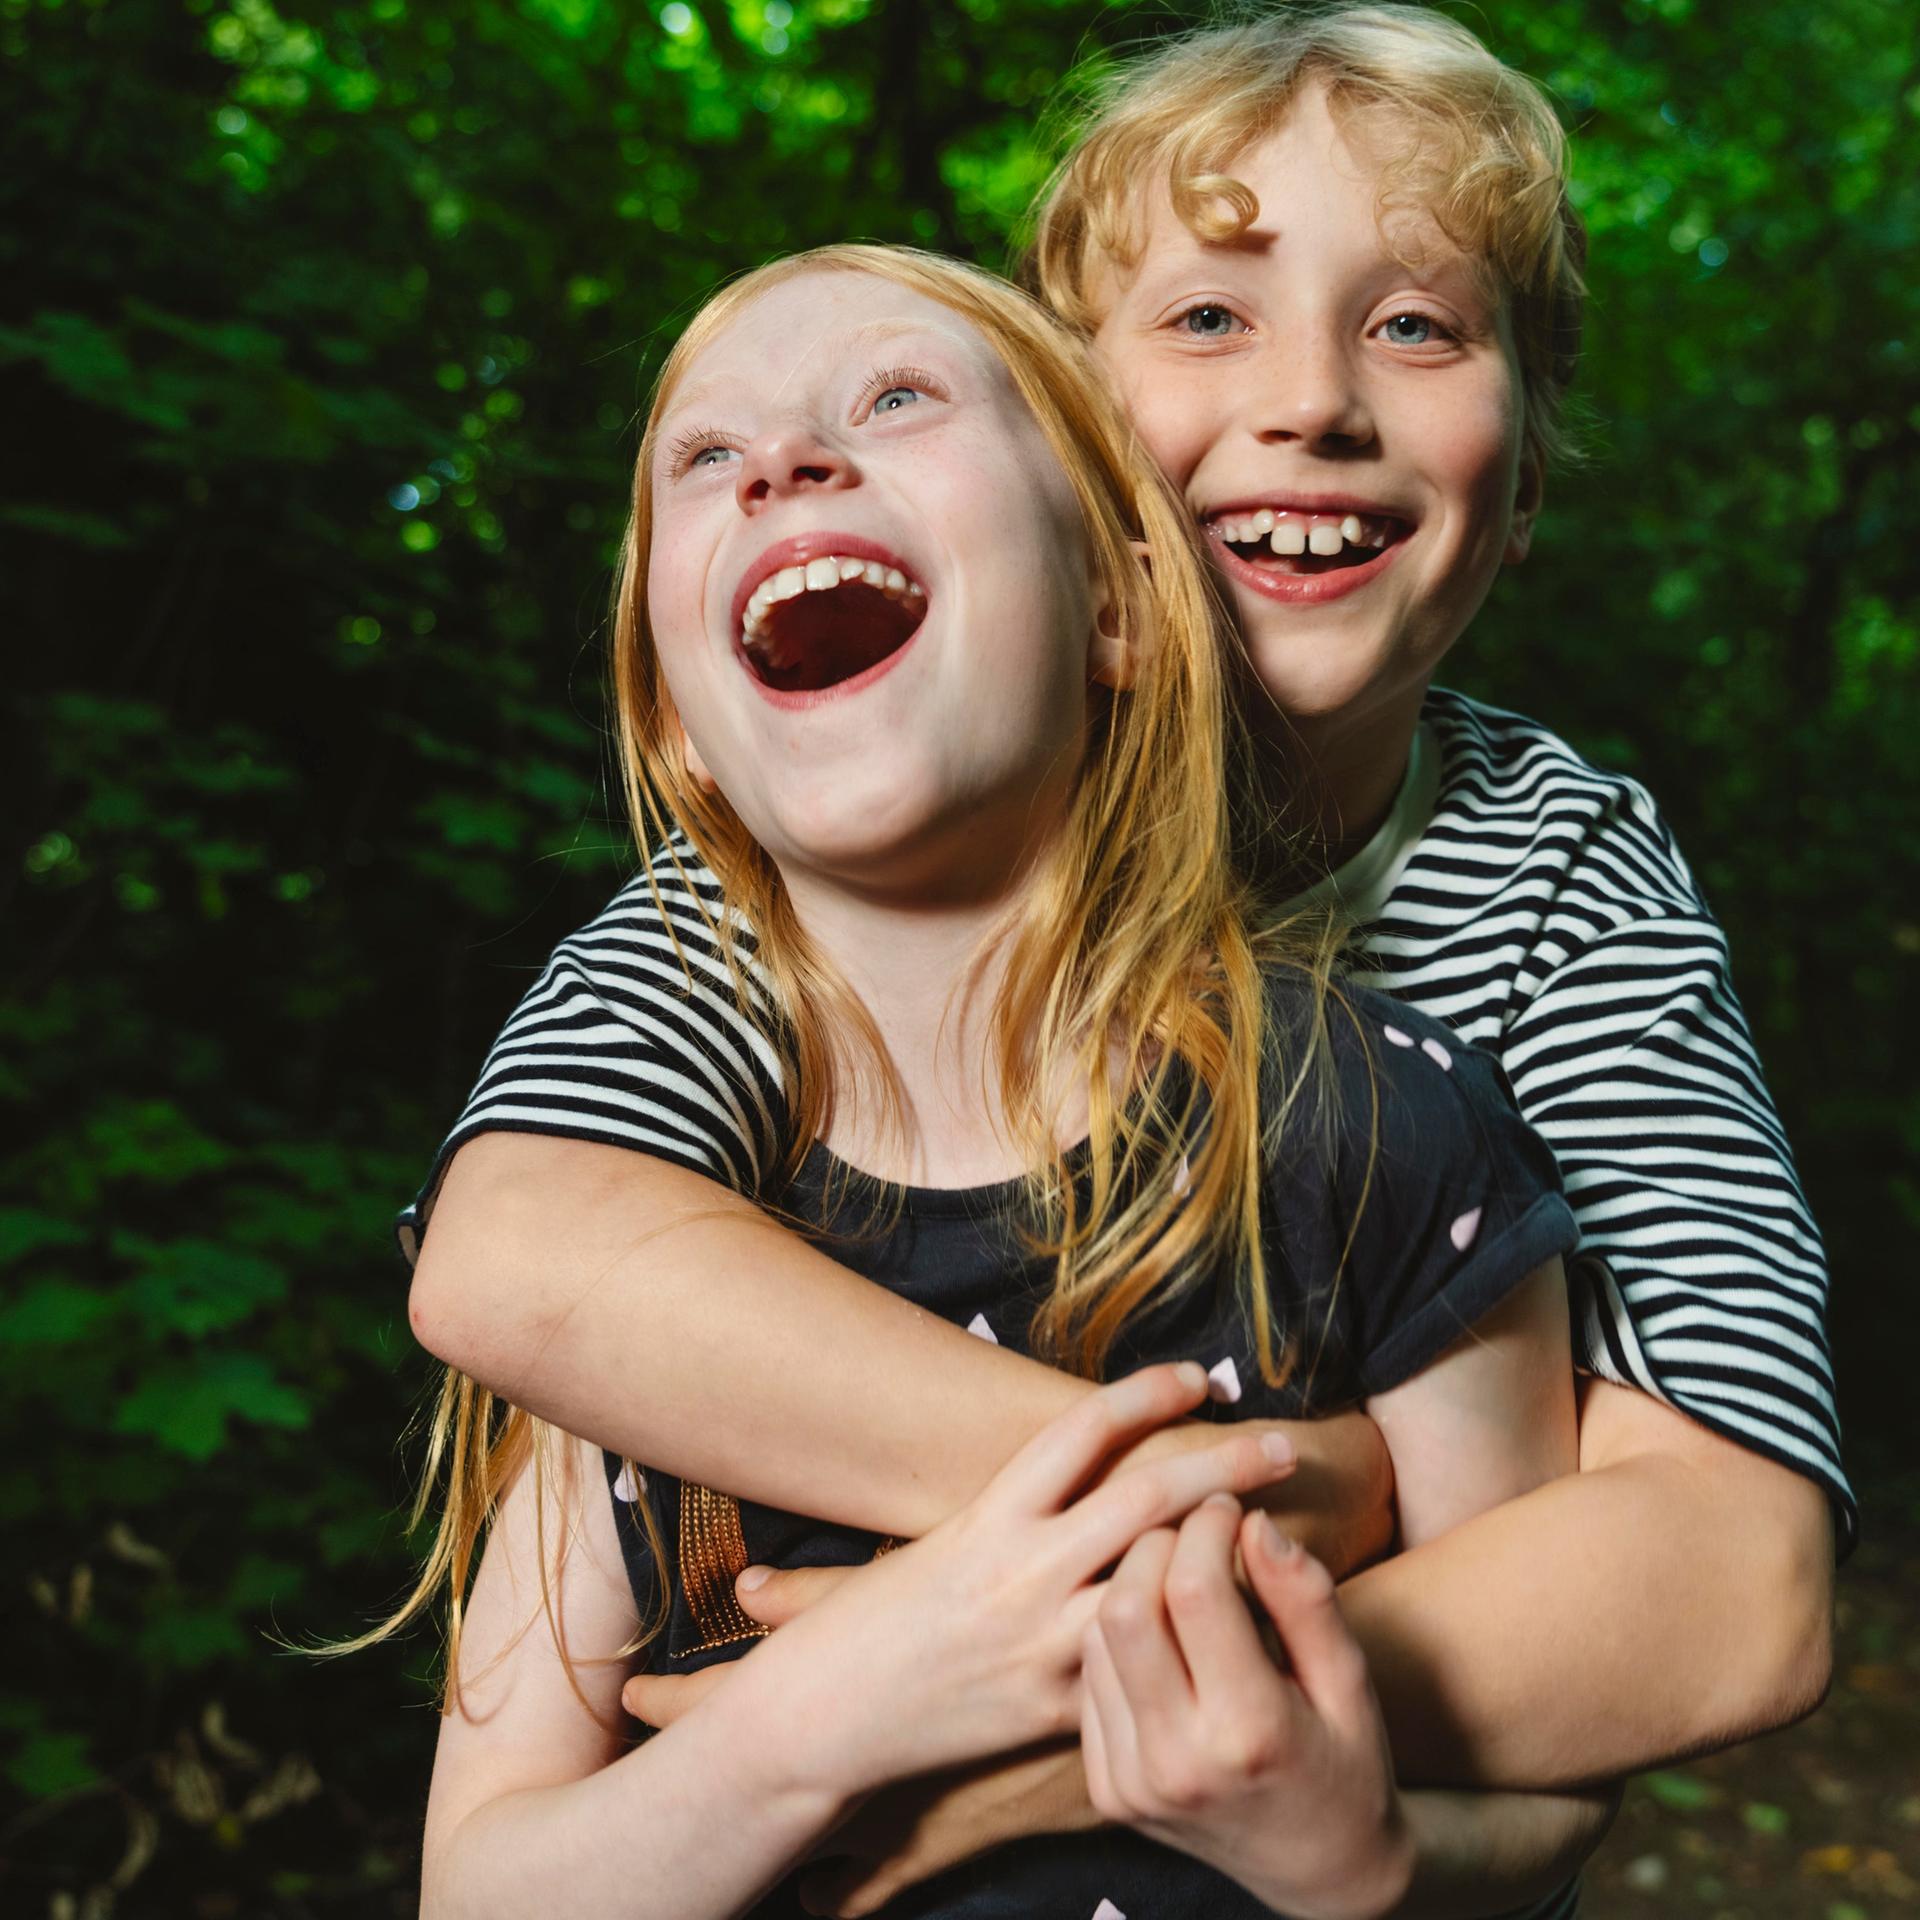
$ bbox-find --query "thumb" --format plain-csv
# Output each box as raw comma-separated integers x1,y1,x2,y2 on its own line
735,1559,858,1628
1239,1510,1371,1719
621,1664,729,1728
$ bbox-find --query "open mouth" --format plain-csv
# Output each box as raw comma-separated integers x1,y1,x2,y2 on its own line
1204,506,1410,579
738,554,927,695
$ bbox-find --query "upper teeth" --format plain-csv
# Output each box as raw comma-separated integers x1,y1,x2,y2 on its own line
741,554,924,638
1208,510,1394,554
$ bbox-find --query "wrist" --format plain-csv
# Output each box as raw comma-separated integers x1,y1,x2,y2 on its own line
1361,1801,1417,1920
699,1646,869,1828
1230,1790,1414,1920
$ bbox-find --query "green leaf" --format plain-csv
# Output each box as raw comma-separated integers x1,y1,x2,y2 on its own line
0,1280,111,1349
1642,1769,1720,1812
119,1237,288,1337
113,1354,311,1460
0,1207,88,1265
5,1730,98,1798
83,1101,232,1187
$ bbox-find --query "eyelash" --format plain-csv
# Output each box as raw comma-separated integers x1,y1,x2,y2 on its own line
665,363,944,475
857,363,944,414
1164,303,1463,350
1374,310,1458,349
666,423,736,474
1168,302,1248,340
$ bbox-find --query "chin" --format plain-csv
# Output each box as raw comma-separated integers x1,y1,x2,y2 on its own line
758,784,945,879
1238,640,1392,729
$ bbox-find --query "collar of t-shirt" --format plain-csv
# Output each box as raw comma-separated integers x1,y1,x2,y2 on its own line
1284,718,1441,923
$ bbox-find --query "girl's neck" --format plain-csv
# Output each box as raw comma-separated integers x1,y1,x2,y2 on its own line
782,873,1055,1190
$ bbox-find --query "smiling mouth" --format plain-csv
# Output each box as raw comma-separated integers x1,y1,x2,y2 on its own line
739,555,927,694
1204,507,1409,577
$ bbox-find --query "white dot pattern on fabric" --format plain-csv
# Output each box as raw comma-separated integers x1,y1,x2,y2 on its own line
966,1312,999,1345
1382,1024,1415,1049
1091,1902,1127,1920
1450,1207,1483,1253
1206,1355,1242,1404
1421,1036,1454,1071
611,1464,646,1502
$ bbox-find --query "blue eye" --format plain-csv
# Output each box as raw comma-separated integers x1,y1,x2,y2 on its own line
690,444,737,467
1178,304,1241,339
872,385,921,414
1380,313,1438,346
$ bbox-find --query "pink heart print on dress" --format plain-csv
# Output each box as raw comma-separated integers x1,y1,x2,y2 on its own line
1206,1356,1243,1404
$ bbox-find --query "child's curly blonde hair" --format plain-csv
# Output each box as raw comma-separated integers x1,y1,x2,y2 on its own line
1026,2,1588,475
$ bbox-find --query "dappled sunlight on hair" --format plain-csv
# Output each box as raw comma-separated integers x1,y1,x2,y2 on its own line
1027,3,1587,476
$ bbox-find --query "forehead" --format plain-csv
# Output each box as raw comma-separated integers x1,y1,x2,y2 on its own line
1097,86,1484,306
667,270,1002,409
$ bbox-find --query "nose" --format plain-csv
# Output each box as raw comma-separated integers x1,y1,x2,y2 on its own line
735,424,860,513
1254,337,1375,453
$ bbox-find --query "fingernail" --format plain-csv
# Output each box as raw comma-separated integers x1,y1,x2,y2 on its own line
1205,1490,1240,1513
1260,1512,1297,1555
737,1564,771,1592
1174,1360,1207,1393
1260,1432,1296,1466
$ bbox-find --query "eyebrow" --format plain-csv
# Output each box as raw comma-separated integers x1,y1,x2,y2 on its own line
661,315,973,422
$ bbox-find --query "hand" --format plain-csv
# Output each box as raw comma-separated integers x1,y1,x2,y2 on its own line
1082,1496,1415,1920
795,1746,1093,1918
622,1561,861,1729
1124,1410,1395,1579
650,1363,1299,1803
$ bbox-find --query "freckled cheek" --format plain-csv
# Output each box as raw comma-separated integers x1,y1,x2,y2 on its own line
1127,383,1214,488
645,560,715,683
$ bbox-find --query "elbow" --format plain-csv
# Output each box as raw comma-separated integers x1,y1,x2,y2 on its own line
1735,1503,1836,1738
1763,1568,1835,1731
408,1244,477,1373
406,1145,551,1389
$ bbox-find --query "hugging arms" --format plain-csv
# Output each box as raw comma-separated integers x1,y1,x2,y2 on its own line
397,11,1843,1915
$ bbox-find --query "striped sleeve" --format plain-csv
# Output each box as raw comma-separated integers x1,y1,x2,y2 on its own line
395,835,790,1261
1495,783,1854,1548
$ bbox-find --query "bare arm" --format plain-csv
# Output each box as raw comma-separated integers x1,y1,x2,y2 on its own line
423,1370,1305,1919
421,1432,850,1920
422,1137,1833,1785
1345,1374,1835,1788
1393,1784,1620,1917
409,1134,1393,1569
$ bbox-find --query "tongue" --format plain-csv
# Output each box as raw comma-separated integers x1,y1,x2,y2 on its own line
753,583,921,693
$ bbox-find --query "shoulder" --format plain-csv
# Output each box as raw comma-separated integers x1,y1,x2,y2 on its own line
1254,967,1576,1398
1422,687,1707,917
1258,968,1552,1199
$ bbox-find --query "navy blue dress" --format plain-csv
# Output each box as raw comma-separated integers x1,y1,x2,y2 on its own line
605,979,1579,1917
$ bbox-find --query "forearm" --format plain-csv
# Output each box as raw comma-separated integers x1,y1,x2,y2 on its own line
412,1137,1080,1535
1392,1784,1619,1918
425,1693,850,1920
412,1137,1391,1562
1344,1393,1834,1788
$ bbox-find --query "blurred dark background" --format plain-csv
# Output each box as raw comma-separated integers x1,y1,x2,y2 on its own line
3,0,1914,1913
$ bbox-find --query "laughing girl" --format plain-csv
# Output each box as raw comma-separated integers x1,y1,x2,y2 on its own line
403,245,1593,1918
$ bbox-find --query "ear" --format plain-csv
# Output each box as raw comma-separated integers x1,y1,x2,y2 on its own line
679,721,718,795
1091,539,1153,689
1505,450,1545,565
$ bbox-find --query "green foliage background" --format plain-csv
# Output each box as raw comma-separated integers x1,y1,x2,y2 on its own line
2,0,1913,1909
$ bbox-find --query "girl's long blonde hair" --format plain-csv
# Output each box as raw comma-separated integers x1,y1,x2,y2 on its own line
357,245,1340,1702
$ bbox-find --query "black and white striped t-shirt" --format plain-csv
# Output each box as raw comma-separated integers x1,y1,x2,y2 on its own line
401,686,1854,1544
